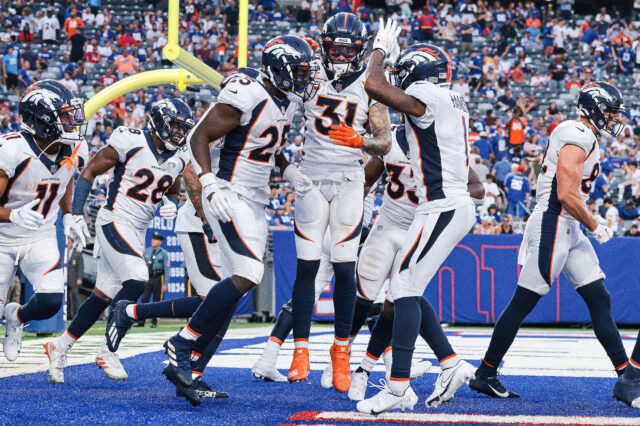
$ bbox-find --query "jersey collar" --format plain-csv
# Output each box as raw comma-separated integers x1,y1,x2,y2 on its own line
144,131,176,164
327,65,366,92
21,131,71,174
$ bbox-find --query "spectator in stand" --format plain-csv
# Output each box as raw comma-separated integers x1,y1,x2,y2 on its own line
98,40,114,61
100,68,117,87
69,27,86,62
483,174,502,207
59,70,79,95
19,24,34,43
480,81,498,100
505,164,531,219
2,46,19,93
17,61,31,93
523,134,543,158
545,101,565,121
37,44,54,71
603,197,619,234
119,29,137,48
113,48,138,78
418,6,435,41
624,223,640,236
472,156,490,182
491,125,508,161
549,54,569,89
497,88,516,112
438,21,456,51
506,107,526,147
451,77,470,101
222,0,239,35
617,40,635,75
41,8,60,44
619,199,640,220
64,8,84,40
474,132,492,161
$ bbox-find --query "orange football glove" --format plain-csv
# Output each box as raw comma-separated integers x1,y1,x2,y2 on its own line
301,36,319,53
329,124,364,149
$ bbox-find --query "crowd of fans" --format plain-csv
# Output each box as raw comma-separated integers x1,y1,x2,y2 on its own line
2,0,640,234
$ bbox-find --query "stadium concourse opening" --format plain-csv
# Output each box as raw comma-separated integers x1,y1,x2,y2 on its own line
2,0,640,423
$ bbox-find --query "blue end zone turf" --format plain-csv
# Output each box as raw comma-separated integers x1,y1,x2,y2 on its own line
2,333,640,425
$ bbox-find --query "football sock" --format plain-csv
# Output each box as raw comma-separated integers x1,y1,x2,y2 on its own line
180,278,241,341
477,285,541,377
131,296,201,320
357,353,377,373
631,330,640,369
107,279,145,324
332,261,356,340
270,300,293,343
67,293,110,341
365,310,394,360
192,303,236,374
262,339,282,361
576,280,629,373
291,259,320,341
57,330,77,350
389,296,421,381
418,297,455,360
16,292,63,322
349,296,374,337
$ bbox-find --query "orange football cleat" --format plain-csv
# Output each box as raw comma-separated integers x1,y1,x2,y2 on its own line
288,347,310,382
331,343,351,393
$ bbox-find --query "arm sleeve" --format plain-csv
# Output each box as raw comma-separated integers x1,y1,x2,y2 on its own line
404,81,438,129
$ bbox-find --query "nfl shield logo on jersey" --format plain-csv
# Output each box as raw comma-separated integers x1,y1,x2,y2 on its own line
50,164,58,173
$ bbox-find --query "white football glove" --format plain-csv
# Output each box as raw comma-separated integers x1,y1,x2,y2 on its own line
200,173,233,223
593,216,613,244
63,213,91,248
283,165,313,195
9,199,44,231
159,196,178,220
386,40,401,66
372,18,401,59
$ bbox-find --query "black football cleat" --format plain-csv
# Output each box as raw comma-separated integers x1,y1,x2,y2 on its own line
190,377,229,399
163,337,200,406
613,365,640,408
469,374,520,398
105,301,136,352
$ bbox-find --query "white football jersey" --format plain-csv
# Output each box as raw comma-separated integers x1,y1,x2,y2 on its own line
535,120,600,219
404,81,472,214
175,144,221,233
98,126,189,230
379,127,418,230
301,64,372,178
213,76,296,204
0,131,88,245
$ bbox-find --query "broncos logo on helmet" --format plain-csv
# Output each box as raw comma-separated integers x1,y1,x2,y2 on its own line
393,44,452,91
147,98,195,151
19,79,86,145
320,12,370,79
261,35,318,103
577,81,625,137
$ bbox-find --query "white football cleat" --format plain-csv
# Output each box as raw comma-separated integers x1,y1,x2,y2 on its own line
44,341,67,383
95,348,128,380
320,361,333,389
348,370,369,401
3,303,23,362
425,359,475,408
356,383,418,415
251,356,288,382
384,350,432,380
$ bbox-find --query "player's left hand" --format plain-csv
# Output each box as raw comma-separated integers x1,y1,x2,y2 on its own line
63,213,91,248
159,196,178,220
329,124,364,149
593,216,613,244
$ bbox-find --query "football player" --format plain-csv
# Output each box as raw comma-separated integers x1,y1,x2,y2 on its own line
347,126,485,401
43,98,194,383
160,35,317,406
471,83,629,398
354,20,479,413
288,12,392,394
1,80,88,362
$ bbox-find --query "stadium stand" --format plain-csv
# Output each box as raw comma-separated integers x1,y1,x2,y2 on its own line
2,0,640,235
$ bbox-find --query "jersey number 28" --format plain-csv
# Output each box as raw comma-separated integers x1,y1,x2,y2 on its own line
127,169,173,204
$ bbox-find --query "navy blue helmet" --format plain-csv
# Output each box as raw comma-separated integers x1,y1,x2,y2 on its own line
320,12,370,78
221,67,260,89
261,35,318,103
19,79,86,144
577,81,625,137
147,98,195,151
393,44,452,91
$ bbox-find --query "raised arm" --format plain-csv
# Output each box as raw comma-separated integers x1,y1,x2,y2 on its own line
70,145,120,216
362,102,391,156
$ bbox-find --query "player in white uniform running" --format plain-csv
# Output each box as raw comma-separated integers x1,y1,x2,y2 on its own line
161,36,318,406
43,99,193,383
353,20,479,413
471,82,629,399
288,12,392,395
1,80,88,362
347,126,485,401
